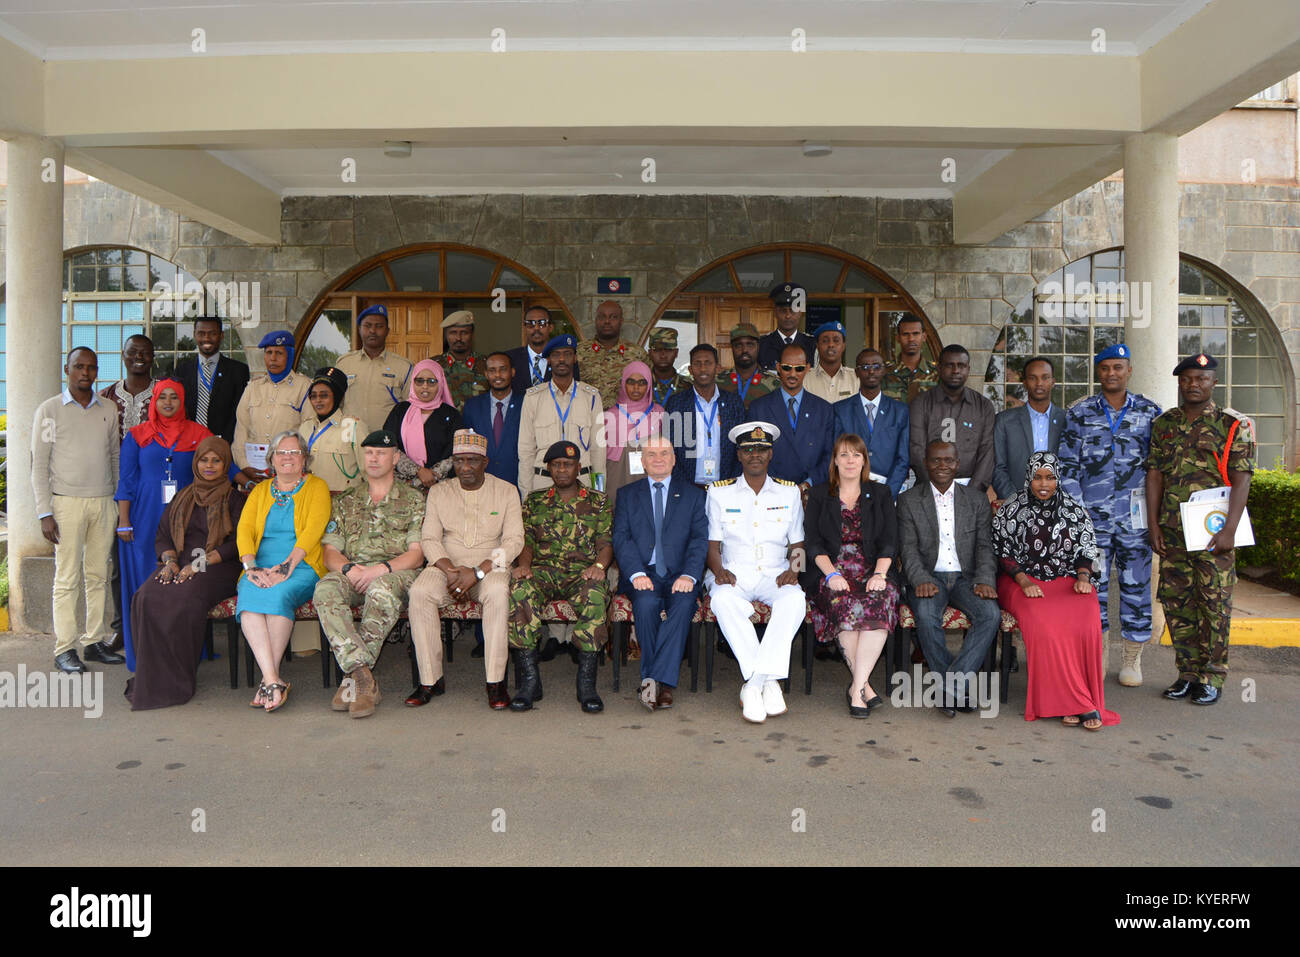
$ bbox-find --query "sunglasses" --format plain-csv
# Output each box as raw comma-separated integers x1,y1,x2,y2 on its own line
778,364,808,373
857,363,884,371
413,377,439,386
523,319,551,327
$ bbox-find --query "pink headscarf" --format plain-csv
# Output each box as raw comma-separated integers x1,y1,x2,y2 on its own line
604,361,663,462
401,359,454,467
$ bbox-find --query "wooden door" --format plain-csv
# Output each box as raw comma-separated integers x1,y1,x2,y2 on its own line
699,298,776,368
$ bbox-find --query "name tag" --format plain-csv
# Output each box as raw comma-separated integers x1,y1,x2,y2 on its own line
161,480,178,505
701,457,717,479
1129,488,1147,530
627,451,644,475
725,508,742,513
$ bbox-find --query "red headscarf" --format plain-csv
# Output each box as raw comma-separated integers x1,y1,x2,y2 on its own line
130,379,210,450
400,359,454,467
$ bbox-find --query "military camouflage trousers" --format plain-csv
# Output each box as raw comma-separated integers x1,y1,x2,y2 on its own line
509,565,609,653
1157,544,1235,688
314,569,419,674
1092,525,1153,644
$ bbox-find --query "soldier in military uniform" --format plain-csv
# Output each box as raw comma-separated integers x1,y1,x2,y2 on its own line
1146,353,1254,707
1058,344,1162,686
883,315,938,404
314,429,426,718
719,323,780,409
579,299,650,408
335,304,414,431
509,441,614,713
233,330,311,486
299,367,369,492
647,327,689,406
705,422,807,724
435,309,488,409
517,334,607,495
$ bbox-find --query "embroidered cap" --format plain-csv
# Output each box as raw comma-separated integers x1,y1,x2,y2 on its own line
360,429,399,448
452,428,489,456
1094,343,1131,364
728,421,781,447
542,334,578,359
257,330,294,349
442,310,475,328
1172,352,1218,375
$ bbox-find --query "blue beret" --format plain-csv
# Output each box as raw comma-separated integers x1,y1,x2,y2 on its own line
258,330,294,350
542,334,577,358
1173,352,1218,375
815,321,847,339
1094,343,1130,364
357,304,388,325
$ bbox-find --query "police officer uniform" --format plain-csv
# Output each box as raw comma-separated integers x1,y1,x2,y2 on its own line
232,330,311,473
335,304,414,432
298,367,369,493
516,334,607,495
434,310,488,410
706,422,807,723
313,429,425,717
757,283,816,371
1057,343,1163,684
804,320,859,404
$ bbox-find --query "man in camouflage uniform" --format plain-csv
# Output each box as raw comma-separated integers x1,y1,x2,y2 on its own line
435,309,488,409
647,327,689,406
719,323,780,409
1058,343,1163,686
579,299,650,408
509,440,614,713
1146,353,1254,707
883,315,938,404
314,429,426,718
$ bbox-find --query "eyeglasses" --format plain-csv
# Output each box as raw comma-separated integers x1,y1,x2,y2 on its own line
778,364,807,373
857,363,884,371
273,449,304,457
413,377,439,386
523,319,551,328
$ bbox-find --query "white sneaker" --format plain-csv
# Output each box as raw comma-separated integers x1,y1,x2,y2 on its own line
762,679,787,717
740,681,767,723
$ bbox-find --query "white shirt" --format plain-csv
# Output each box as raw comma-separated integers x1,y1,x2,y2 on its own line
706,475,804,577
931,482,962,573
859,392,880,428
526,347,547,381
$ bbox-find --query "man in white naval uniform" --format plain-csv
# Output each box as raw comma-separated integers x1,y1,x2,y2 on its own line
705,421,807,723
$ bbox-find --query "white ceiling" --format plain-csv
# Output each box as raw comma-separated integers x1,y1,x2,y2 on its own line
0,0,1214,60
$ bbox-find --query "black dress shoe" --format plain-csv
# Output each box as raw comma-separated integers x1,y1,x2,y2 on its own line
404,677,446,706
1162,678,1194,700
82,641,125,664
815,644,839,661
936,704,956,718
847,686,870,719
1190,682,1221,706
55,650,87,674
471,643,484,659
864,695,884,713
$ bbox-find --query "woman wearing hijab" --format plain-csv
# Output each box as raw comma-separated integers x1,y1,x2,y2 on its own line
993,451,1120,730
299,366,368,492
115,379,214,671
125,437,247,710
602,361,664,511
383,358,462,490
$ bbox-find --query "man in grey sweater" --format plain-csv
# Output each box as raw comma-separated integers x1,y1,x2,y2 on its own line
31,347,125,673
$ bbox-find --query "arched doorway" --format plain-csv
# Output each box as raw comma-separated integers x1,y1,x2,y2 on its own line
645,243,940,372
294,243,576,371
983,248,1293,469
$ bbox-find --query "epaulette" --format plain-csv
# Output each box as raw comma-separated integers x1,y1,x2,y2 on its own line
774,478,798,487
709,478,736,488
1067,394,1091,410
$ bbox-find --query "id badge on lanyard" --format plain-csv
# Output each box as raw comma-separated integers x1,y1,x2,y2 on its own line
162,444,179,504
627,451,645,475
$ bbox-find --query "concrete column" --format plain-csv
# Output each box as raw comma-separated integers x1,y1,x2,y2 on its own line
1122,131,1180,411
5,136,65,632
1122,131,1179,648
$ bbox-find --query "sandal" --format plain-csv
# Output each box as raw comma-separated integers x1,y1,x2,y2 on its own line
250,683,269,708
263,681,291,713
1080,710,1103,731
1061,714,1081,726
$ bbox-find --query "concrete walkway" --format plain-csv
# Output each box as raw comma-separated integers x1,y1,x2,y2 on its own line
1,630,1295,867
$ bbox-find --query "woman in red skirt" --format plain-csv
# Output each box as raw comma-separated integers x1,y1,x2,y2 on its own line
992,451,1119,730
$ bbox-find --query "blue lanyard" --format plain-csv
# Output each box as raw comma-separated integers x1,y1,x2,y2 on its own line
549,381,575,437
694,394,718,449
735,370,760,404
622,408,650,436
1102,394,1131,437
163,440,179,481
307,420,334,451
653,378,675,406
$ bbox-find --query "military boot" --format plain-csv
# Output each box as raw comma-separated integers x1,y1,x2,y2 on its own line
1118,640,1144,687
510,649,543,711
576,651,604,713
332,673,355,712
349,664,381,718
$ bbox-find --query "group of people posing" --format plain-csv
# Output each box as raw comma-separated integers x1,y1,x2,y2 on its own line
32,279,1254,728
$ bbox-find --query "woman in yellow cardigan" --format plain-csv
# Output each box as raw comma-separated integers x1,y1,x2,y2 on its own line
236,430,331,712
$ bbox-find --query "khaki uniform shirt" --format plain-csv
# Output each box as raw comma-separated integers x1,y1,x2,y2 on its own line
422,473,524,570
335,349,413,433
232,372,312,470
322,479,425,564
804,363,859,405
517,379,607,495
300,410,369,492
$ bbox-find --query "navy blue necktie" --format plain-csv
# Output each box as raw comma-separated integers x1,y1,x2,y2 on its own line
653,482,667,578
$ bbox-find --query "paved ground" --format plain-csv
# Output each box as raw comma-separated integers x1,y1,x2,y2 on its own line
2,629,1296,867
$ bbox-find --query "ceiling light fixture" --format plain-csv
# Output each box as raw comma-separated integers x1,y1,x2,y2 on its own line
802,142,832,158
384,141,413,158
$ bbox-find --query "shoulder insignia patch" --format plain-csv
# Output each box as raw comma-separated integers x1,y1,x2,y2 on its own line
709,478,736,488
774,478,798,487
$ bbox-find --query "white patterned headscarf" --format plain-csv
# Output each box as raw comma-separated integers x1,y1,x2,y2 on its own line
992,451,1099,581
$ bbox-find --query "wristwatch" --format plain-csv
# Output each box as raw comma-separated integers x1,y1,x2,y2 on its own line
475,567,486,581
341,563,357,575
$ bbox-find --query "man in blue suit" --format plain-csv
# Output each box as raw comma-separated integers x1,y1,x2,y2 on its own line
749,342,833,491
662,344,746,488
833,347,910,497
613,436,708,710
462,352,524,487
992,355,1065,504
